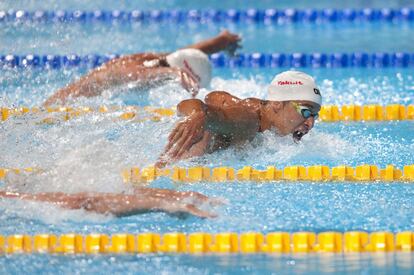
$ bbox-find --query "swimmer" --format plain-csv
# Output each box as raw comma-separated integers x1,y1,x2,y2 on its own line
158,70,322,166
0,72,320,218
43,30,241,106
0,187,221,218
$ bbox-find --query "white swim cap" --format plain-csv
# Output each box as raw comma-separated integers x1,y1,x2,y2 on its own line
267,71,322,105
166,48,212,88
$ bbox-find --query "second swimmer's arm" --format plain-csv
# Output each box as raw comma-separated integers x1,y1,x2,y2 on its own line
43,64,182,106
185,30,241,55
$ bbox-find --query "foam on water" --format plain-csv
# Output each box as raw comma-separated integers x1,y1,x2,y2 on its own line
0,199,111,225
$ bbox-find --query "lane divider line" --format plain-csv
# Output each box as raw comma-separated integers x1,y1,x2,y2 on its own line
1,104,413,123
0,231,412,254
0,106,174,124
2,165,412,182
1,52,414,69
1,8,413,25
122,164,414,183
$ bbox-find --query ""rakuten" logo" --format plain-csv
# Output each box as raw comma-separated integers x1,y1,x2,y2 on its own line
277,80,304,85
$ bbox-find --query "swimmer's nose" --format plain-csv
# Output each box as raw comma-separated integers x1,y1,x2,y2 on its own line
303,116,315,130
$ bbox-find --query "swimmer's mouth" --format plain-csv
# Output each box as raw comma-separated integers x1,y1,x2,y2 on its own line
293,130,305,142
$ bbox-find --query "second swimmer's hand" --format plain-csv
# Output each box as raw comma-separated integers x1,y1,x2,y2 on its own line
219,30,242,56
179,69,199,96
158,111,206,164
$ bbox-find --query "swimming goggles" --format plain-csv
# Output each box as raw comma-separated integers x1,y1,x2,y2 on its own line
291,102,319,120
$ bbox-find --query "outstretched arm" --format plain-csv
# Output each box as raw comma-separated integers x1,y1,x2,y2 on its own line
185,30,241,56
0,188,219,218
43,60,187,106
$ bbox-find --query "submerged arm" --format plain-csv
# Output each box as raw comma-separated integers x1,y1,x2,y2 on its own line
0,188,217,218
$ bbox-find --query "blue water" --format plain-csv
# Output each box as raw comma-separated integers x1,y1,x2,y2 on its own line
0,253,413,274
2,67,414,106
1,21,414,54
1,0,413,11
1,0,414,274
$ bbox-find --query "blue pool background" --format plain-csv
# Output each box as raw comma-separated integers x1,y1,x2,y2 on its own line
1,0,414,274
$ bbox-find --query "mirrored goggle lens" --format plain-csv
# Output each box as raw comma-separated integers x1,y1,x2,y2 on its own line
301,109,319,119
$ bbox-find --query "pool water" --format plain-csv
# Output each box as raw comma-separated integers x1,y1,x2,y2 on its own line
0,253,413,274
1,0,414,11
1,0,414,274
1,20,414,54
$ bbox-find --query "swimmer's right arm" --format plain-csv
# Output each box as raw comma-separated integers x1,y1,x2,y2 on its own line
158,92,259,165
0,189,217,218
185,30,242,56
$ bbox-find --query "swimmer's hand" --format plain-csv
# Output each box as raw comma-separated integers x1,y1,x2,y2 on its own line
178,68,200,96
219,30,242,56
134,187,223,218
157,111,206,166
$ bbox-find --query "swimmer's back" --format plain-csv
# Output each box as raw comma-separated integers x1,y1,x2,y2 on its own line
105,53,168,68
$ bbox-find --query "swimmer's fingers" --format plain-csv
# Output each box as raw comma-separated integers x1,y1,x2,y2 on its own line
168,118,191,145
154,157,168,168
174,130,198,159
180,70,199,95
180,191,225,207
167,127,194,159
227,41,242,56
182,204,217,218
171,126,204,161
195,195,226,207
180,191,209,201
160,201,215,218
207,197,227,207
221,30,242,56
166,122,186,151
168,121,184,142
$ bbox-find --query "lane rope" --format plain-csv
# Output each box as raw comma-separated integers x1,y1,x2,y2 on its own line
1,52,414,69
1,8,414,24
1,105,413,123
2,164,413,182
122,164,414,183
0,231,412,254
0,106,175,124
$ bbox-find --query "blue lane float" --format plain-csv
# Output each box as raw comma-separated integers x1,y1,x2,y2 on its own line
0,8,414,24
1,53,412,69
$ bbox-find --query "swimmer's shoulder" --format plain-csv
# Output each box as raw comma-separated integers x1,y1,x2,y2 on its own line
106,53,166,66
204,91,241,107
241,97,262,109
205,91,262,113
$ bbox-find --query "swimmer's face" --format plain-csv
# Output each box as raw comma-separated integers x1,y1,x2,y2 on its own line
265,100,320,141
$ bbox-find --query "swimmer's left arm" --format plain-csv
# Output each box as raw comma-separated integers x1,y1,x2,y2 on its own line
185,30,241,56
